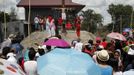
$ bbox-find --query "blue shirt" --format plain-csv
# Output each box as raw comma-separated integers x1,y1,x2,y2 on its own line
99,65,113,75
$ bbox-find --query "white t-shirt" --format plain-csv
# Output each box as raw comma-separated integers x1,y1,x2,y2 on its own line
34,17,39,23
113,71,123,75
24,61,38,75
123,69,134,75
74,42,83,52
128,48,134,55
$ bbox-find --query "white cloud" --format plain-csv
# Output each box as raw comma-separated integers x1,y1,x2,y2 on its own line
0,0,17,12
0,0,24,19
73,0,134,25
0,0,134,23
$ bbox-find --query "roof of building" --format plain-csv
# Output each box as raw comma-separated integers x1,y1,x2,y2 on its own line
17,0,85,8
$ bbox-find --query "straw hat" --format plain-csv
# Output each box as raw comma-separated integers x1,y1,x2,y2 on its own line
8,34,15,38
97,50,109,61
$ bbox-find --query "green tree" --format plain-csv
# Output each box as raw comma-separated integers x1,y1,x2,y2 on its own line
0,11,10,23
80,9,103,33
10,7,17,21
107,4,133,32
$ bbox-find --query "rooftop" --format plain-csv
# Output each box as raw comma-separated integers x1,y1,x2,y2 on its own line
17,0,85,8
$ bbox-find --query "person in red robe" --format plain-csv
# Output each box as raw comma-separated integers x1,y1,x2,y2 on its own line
75,17,81,38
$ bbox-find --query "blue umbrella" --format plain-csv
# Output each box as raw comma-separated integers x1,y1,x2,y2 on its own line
37,48,101,75
123,28,132,32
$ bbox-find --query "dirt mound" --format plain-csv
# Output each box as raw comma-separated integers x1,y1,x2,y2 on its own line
21,30,96,49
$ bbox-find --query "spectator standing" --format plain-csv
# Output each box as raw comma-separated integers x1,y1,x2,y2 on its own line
46,16,52,37
7,50,17,63
50,18,56,37
100,38,108,49
39,17,45,31
74,39,83,52
0,47,10,59
0,34,14,53
96,50,113,75
34,16,39,30
24,49,38,75
123,60,134,75
109,58,123,75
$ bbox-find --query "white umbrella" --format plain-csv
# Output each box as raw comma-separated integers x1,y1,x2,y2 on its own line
0,59,26,75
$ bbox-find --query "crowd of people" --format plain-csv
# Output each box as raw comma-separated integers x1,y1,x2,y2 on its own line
0,31,134,75
33,15,81,38
0,16,134,75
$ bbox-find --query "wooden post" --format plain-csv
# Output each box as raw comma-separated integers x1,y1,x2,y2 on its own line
112,14,115,32
62,0,65,8
3,0,7,38
120,15,122,33
130,10,133,28
28,0,31,36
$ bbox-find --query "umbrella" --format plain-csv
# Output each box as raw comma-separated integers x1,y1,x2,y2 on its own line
37,48,101,75
107,32,126,41
123,28,132,32
43,39,70,47
0,59,26,75
96,37,101,41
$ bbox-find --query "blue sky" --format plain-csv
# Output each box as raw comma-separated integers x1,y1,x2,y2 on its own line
0,0,134,25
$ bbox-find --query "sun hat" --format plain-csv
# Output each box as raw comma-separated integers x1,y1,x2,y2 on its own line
8,34,15,38
97,50,109,61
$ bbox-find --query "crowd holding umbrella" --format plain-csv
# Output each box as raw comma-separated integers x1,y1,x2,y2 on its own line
107,32,126,41
0,30,134,75
37,48,101,75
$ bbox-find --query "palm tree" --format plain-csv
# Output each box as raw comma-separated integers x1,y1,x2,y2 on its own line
81,9,103,33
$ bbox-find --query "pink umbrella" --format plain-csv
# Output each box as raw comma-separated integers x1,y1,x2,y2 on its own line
107,32,126,41
43,39,70,47
96,37,101,41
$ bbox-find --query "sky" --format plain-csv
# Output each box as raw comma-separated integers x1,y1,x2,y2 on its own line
0,0,134,25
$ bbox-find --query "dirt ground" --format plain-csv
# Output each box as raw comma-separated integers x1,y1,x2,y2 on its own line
21,30,96,49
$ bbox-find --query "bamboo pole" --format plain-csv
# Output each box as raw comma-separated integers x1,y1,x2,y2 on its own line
62,0,65,8
3,0,7,38
120,15,122,33
112,14,115,32
4,11,7,38
28,0,31,36
130,9,133,28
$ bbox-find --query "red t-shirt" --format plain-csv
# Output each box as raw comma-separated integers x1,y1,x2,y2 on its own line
100,41,107,48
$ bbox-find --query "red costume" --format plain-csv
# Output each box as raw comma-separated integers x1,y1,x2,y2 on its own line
75,17,81,38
